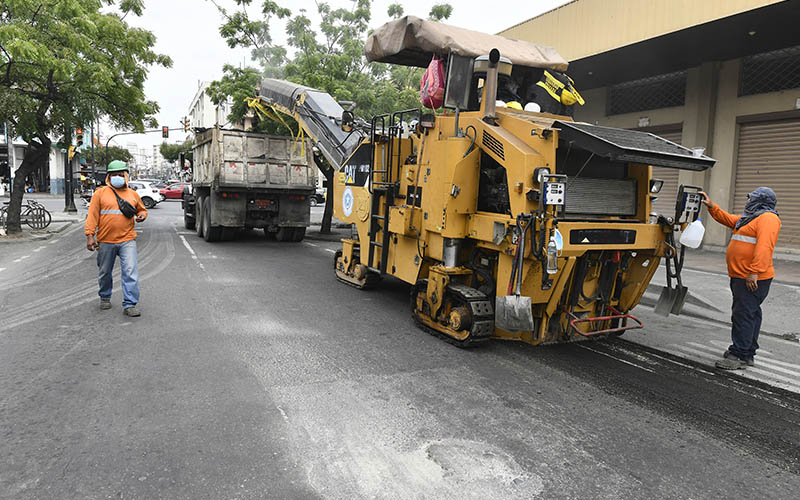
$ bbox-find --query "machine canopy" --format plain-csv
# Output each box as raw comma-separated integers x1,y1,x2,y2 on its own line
365,16,569,71
554,121,715,171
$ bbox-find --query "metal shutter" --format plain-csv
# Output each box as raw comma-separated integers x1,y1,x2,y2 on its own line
735,118,800,248
650,130,683,217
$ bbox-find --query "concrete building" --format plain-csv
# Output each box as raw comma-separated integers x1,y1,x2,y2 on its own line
500,0,800,251
188,81,233,129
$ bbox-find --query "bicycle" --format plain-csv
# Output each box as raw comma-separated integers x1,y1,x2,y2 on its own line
0,199,52,230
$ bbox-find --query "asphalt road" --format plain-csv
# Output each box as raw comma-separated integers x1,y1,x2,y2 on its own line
1,200,799,499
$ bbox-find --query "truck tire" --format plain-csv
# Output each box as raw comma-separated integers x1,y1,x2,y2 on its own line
292,227,306,242
183,204,196,230
202,198,222,242
195,196,205,238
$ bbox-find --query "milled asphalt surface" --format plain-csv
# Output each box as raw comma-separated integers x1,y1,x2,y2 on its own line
1,200,799,499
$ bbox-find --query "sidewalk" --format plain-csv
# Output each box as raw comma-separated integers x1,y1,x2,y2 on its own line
640,248,800,340
1,194,85,243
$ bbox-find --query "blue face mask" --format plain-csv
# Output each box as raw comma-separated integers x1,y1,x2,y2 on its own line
109,176,126,188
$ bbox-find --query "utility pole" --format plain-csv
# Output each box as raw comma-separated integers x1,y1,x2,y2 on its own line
64,126,77,214
90,117,97,188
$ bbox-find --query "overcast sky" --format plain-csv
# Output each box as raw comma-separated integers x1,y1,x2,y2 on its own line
111,0,570,151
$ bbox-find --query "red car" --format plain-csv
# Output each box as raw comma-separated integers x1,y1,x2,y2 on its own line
160,182,190,199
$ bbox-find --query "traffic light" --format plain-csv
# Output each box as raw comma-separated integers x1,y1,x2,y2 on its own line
68,145,76,160
162,126,169,138
76,128,83,147
183,116,190,132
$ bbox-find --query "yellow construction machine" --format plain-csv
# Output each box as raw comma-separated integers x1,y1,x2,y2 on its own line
253,16,714,347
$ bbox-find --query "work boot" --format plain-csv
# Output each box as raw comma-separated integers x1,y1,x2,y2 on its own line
123,306,141,317
716,354,746,370
100,298,112,310
724,349,754,367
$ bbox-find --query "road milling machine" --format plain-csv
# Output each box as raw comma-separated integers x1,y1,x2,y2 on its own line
252,16,715,346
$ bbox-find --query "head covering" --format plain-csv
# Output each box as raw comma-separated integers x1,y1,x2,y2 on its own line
107,160,128,172
735,186,779,230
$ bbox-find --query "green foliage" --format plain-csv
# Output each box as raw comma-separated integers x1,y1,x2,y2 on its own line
0,0,172,143
387,4,403,19
429,4,453,21
159,140,193,163
91,145,133,167
208,0,453,125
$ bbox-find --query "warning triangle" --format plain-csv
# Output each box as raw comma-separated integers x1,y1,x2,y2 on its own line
581,237,590,243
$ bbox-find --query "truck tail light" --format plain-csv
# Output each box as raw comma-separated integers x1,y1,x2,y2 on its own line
221,192,241,199
288,195,306,201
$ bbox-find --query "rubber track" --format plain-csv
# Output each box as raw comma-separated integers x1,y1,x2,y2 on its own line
411,280,495,348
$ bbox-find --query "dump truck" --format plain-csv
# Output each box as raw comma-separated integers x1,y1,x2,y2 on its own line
182,126,314,242
251,16,714,346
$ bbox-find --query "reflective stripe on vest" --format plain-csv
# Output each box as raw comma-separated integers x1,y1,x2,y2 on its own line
100,209,123,215
730,234,757,244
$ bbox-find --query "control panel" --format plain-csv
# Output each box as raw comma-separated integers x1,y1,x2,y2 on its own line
545,182,566,206
674,185,703,223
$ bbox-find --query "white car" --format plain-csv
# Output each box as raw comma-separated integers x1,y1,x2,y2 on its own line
129,180,165,209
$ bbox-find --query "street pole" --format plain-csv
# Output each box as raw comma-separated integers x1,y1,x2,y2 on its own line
91,117,96,185
64,126,77,214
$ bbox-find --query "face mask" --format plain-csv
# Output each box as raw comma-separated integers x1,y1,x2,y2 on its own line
110,176,126,188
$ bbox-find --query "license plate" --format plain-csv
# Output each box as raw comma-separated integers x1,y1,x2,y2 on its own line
254,199,272,208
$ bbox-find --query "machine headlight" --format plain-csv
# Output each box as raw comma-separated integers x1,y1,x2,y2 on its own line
650,178,664,194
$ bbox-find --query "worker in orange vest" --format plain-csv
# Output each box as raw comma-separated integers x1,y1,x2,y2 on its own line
700,187,780,370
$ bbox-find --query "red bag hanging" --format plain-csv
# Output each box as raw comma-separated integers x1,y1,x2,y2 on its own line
420,55,445,109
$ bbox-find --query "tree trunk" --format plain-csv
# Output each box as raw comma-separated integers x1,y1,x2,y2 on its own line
313,154,335,234
5,141,50,236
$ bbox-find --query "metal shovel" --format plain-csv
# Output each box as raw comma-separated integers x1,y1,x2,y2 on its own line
654,237,687,316
495,224,535,332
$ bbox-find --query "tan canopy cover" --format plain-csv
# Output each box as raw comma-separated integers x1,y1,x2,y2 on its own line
365,16,569,71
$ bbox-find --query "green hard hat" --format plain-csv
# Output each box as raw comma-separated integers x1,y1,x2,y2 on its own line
107,160,128,172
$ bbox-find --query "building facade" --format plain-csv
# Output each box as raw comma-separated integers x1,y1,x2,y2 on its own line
188,81,233,129
500,0,800,251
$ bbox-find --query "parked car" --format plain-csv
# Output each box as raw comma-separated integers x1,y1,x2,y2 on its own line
160,182,191,200
129,180,165,209
310,188,326,207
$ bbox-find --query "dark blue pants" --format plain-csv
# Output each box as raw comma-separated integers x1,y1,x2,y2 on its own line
728,277,772,361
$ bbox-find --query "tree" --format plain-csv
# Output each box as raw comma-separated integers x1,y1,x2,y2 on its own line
0,0,171,236
159,140,193,163
208,0,452,233
89,145,133,168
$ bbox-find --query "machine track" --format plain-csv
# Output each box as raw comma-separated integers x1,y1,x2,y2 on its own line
411,280,495,347
333,250,381,289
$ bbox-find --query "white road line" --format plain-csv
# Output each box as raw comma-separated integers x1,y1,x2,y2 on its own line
324,248,336,253
178,233,207,271
0,268,5,273
577,344,655,373
708,339,775,357
687,342,800,374
673,345,800,392
642,350,716,375
32,246,45,252
304,242,319,247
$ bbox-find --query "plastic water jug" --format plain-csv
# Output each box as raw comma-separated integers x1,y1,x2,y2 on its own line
679,218,705,249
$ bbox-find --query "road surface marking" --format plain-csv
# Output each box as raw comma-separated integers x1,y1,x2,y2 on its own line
0,268,5,273
672,344,800,393
33,245,46,252
577,344,655,373
304,242,319,248
12,255,30,263
324,248,336,253
687,341,800,376
178,233,207,274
